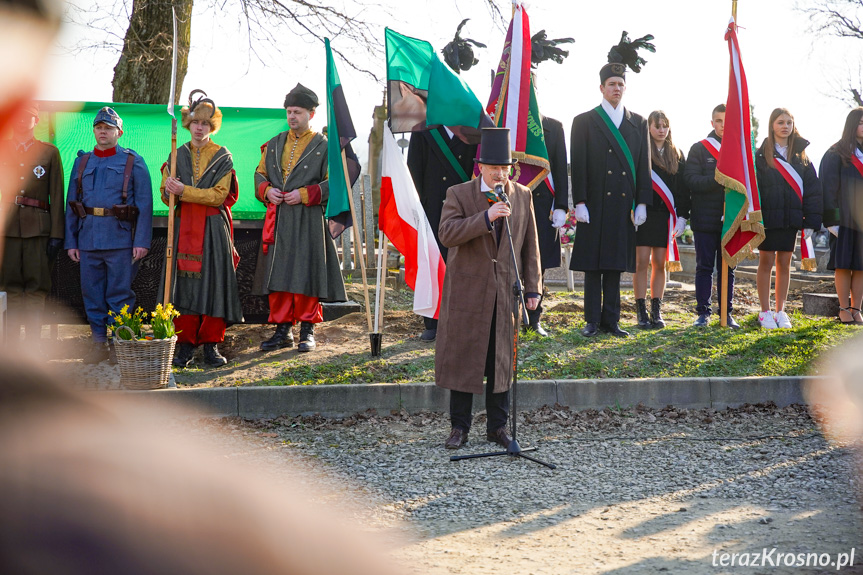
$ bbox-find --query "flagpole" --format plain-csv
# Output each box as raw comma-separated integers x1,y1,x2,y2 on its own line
374,229,387,332
721,0,737,328
163,7,179,307
343,149,373,333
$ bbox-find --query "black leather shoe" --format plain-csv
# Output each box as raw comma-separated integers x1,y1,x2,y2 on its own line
298,322,316,352
260,323,293,351
83,342,109,365
172,342,195,368
445,427,468,449
203,343,228,367
420,328,437,342
726,314,740,329
601,323,630,338
582,323,600,337
486,427,513,449
694,314,710,327
527,322,549,337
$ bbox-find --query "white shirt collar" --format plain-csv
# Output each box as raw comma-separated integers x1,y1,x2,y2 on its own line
775,143,788,159
443,126,454,140
600,99,624,129
480,178,493,192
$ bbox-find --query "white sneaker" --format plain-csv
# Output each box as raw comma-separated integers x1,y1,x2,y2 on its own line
758,311,778,329
774,310,792,329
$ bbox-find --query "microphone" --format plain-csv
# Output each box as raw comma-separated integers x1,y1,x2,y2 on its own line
494,184,511,207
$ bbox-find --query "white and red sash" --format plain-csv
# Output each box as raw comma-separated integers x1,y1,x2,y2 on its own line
650,169,681,271
773,155,816,271
852,148,863,179
701,137,721,160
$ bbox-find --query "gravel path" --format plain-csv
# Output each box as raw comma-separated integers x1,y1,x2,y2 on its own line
193,403,863,574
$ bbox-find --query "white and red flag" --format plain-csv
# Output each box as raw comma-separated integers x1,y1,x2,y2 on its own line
379,125,446,318
717,17,765,266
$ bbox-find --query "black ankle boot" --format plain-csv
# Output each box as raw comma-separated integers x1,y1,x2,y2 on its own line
636,298,651,329
298,322,316,352
172,342,195,368
203,343,227,367
650,298,666,328
260,323,293,351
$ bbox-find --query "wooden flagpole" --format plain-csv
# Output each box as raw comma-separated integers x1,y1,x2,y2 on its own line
163,7,179,306
343,149,373,332
374,229,387,333
721,0,738,328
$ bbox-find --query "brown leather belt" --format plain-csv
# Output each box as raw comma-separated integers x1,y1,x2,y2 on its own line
83,206,115,217
14,196,49,211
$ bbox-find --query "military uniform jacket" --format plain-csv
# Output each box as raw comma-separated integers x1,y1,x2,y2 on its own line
1,139,64,239
406,127,477,259
64,146,153,251
435,178,541,395
569,106,652,272
533,116,569,270
251,131,347,302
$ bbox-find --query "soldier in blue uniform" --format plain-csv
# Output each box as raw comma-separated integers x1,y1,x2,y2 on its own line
64,107,153,363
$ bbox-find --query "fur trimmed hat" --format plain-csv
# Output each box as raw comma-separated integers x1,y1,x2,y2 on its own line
283,83,319,110
180,89,222,134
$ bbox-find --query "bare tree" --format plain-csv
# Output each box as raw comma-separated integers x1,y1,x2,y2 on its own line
798,0,863,105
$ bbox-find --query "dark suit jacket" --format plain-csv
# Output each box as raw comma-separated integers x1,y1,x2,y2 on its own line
533,116,569,270
406,127,477,259
569,106,651,272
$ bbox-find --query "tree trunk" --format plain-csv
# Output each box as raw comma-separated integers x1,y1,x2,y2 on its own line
112,0,192,104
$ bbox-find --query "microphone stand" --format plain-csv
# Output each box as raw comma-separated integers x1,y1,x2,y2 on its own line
450,187,556,470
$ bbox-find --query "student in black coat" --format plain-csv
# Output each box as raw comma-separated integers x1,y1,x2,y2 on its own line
406,126,478,341
820,106,863,325
570,61,651,338
634,111,688,329
754,108,822,329
683,103,740,328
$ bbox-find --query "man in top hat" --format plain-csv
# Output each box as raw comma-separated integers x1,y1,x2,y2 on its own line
253,84,347,353
569,52,652,338
161,90,243,368
0,103,64,344
435,127,541,450
407,126,478,341
65,106,153,364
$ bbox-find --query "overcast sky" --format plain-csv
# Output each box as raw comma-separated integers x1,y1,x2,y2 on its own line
40,0,859,172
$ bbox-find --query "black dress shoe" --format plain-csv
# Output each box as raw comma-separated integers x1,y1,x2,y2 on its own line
260,323,293,351
420,328,437,342
581,323,599,337
601,323,630,337
526,322,549,337
486,427,513,449
694,314,710,327
298,322,316,352
203,343,228,367
726,314,740,329
172,342,195,368
445,427,468,449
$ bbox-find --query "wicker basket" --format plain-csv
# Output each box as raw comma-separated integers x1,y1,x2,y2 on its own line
114,326,177,390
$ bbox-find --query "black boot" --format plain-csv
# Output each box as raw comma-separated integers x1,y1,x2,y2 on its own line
172,342,195,368
650,298,666,328
298,322,316,352
260,323,293,351
636,298,651,329
203,343,228,367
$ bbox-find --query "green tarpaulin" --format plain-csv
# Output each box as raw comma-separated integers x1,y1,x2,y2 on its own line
32,101,289,220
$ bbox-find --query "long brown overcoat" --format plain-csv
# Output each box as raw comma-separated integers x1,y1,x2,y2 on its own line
434,178,541,395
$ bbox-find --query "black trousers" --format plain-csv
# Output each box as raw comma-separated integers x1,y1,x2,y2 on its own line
693,230,735,315
583,270,621,325
449,305,510,433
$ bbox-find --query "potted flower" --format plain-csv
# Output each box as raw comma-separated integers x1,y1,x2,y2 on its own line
110,303,180,390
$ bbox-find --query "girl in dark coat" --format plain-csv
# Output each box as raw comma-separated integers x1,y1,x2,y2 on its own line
754,108,822,329
634,111,687,329
820,107,863,325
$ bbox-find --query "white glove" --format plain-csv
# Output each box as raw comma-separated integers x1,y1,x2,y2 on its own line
829,226,840,237
803,228,814,240
551,209,567,228
633,204,647,227
673,217,687,238
575,203,590,224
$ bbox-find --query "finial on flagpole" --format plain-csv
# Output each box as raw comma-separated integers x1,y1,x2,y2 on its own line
732,0,738,22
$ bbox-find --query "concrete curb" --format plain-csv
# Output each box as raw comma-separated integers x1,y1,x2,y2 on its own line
120,376,829,419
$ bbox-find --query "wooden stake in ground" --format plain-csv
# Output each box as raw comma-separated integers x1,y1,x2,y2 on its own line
163,7,179,306
373,229,388,333
343,149,373,332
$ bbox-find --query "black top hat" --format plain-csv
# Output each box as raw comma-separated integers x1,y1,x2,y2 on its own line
475,127,516,165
